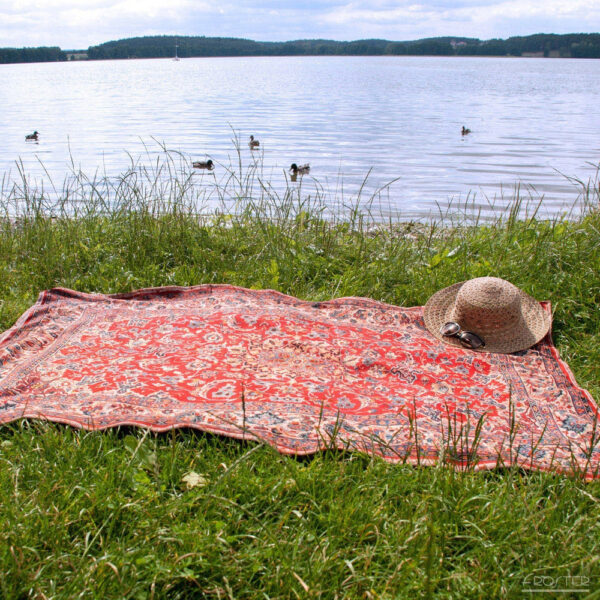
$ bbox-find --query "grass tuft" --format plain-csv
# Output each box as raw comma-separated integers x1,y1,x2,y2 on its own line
1,147,599,598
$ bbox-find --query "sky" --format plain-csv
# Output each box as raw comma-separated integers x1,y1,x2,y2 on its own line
1,0,599,50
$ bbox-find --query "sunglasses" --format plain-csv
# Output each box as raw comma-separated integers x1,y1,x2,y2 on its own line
440,321,485,350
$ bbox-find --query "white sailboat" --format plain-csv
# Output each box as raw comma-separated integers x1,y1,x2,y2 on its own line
174,42,180,61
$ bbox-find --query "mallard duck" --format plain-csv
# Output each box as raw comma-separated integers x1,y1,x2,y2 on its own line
25,131,39,141
461,126,471,136
192,159,214,170
290,163,310,176
249,135,260,150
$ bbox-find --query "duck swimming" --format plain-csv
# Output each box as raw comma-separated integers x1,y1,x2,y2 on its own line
461,126,471,136
249,135,260,150
290,163,310,176
192,159,214,170
25,131,39,141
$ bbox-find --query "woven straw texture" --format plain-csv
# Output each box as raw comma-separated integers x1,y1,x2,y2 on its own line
424,277,551,354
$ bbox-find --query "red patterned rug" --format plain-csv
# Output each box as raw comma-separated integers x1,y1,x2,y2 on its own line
0,285,598,478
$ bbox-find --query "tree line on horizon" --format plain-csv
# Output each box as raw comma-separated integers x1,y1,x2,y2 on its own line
1,33,600,64
0,46,66,64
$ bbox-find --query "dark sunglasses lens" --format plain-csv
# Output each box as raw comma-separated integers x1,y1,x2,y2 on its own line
441,321,461,336
458,331,485,349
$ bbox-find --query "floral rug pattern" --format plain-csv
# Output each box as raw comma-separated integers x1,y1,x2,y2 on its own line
0,285,598,478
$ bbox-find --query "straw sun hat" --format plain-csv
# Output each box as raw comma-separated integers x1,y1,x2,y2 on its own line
423,277,551,354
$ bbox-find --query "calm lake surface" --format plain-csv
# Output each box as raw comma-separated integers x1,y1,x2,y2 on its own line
1,56,599,220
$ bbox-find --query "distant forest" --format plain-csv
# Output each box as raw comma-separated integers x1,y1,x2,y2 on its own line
87,33,600,59
0,46,66,64
1,33,600,65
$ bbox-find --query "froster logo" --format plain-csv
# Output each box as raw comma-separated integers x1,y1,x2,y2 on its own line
522,573,590,594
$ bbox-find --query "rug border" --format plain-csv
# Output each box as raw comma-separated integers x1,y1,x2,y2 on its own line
1,285,598,480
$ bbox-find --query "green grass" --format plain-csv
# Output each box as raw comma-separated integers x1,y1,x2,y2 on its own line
1,150,600,598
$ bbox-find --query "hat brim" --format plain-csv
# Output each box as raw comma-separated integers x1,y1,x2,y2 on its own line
423,281,551,354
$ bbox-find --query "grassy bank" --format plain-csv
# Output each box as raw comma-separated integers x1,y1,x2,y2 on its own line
0,156,600,598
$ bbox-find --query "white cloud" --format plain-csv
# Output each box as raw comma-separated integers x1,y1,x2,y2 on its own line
0,0,599,49
452,0,599,21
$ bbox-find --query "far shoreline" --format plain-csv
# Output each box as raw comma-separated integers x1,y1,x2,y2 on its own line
2,32,600,65
3,54,598,68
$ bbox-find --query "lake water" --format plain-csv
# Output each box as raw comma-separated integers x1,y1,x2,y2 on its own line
1,56,599,220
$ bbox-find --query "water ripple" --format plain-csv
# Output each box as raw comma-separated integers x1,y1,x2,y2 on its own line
0,56,599,220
